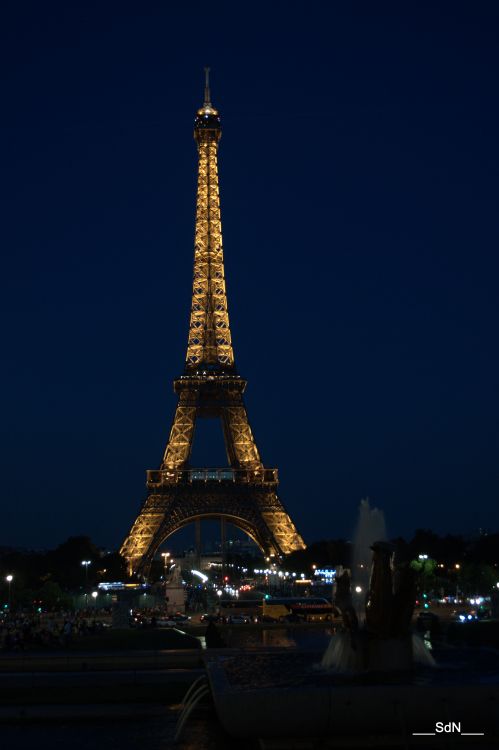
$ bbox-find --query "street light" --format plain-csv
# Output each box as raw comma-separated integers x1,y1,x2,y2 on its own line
191,569,208,584
6,575,13,611
81,560,91,606
161,552,170,578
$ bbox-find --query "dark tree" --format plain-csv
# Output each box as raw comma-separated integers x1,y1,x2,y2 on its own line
284,539,351,571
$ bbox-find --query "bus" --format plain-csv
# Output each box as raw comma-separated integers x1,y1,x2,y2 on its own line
219,599,261,611
262,597,335,622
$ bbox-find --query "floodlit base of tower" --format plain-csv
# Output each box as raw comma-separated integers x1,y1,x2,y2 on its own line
121,477,305,578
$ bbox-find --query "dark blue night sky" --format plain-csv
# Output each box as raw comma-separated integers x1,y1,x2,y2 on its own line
1,2,498,550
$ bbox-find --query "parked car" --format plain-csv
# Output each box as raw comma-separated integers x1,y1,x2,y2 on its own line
227,614,250,624
157,612,191,627
156,617,176,627
455,611,478,623
200,614,221,623
171,613,190,623
130,613,151,628
282,613,302,623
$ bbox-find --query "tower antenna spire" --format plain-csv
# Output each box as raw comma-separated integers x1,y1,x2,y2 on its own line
204,66,211,106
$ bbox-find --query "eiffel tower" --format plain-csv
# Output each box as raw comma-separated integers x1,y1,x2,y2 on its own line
121,70,305,577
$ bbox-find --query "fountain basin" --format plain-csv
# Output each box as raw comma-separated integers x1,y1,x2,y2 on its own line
321,632,416,673
206,650,499,741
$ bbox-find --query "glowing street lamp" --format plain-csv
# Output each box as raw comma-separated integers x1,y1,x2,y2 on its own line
81,560,91,606
6,575,13,611
191,569,208,584
161,552,171,578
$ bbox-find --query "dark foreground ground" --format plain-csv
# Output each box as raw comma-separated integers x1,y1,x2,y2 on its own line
2,713,497,750
1,621,498,750
0,712,250,750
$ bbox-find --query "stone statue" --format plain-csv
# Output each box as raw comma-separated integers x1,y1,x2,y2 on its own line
323,541,421,672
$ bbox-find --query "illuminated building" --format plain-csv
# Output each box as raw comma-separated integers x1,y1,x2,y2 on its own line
121,70,305,577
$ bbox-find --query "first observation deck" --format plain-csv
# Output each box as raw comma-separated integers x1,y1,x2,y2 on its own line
147,467,278,488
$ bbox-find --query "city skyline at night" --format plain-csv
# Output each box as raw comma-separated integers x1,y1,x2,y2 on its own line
2,2,499,550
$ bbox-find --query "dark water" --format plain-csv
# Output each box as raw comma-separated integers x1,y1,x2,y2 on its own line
3,710,496,750
0,714,250,750
4,632,498,750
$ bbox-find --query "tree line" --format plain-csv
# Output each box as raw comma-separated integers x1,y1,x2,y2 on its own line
1,528,498,608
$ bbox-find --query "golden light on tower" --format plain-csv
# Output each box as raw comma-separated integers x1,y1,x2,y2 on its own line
120,71,305,578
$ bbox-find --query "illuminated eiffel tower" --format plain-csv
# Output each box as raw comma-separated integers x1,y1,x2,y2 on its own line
121,71,305,576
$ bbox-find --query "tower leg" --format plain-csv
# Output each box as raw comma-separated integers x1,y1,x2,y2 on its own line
222,404,262,469
120,485,305,579
221,516,227,582
161,401,197,469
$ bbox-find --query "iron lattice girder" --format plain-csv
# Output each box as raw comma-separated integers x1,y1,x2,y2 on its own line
120,483,305,577
161,377,262,471
119,85,306,576
187,138,233,368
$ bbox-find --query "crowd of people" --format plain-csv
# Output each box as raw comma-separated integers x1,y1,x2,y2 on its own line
0,609,112,651
0,605,242,652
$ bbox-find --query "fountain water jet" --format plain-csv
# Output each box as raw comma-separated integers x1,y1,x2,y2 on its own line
322,499,435,673
352,498,387,622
